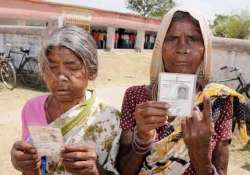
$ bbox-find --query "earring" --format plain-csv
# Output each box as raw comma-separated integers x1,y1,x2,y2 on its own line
197,62,205,80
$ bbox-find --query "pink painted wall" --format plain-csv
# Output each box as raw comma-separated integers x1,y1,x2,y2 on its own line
92,9,160,31
0,0,161,31
0,0,61,20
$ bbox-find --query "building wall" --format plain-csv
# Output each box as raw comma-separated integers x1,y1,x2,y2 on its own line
0,0,160,31
0,0,61,20
211,37,250,101
0,1,249,90
91,9,160,31
0,0,161,51
0,33,41,68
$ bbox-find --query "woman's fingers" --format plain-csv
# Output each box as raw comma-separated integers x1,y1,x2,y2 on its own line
134,104,168,123
191,107,202,125
200,96,214,134
14,150,38,161
181,119,187,140
183,98,214,147
144,122,167,131
140,107,168,117
63,144,94,153
134,101,170,138
62,145,98,175
185,117,193,136
202,96,212,124
16,159,40,169
62,151,96,161
136,114,167,132
61,144,97,163
144,115,167,124
137,101,169,110
14,141,36,154
63,160,94,170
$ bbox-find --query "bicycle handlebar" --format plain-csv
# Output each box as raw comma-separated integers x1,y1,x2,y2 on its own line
220,66,228,70
220,66,240,72
230,67,240,72
20,48,30,54
5,43,30,55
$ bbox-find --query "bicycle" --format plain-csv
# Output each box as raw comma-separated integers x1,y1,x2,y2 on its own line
214,66,250,99
5,44,41,88
0,52,16,89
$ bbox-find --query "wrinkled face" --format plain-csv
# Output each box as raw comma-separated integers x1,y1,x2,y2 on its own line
43,46,88,102
162,17,205,74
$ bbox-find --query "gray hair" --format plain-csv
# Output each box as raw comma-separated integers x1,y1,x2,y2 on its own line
39,25,98,77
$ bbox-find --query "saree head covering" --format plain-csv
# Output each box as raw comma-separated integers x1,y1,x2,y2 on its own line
150,6,212,84
139,6,248,175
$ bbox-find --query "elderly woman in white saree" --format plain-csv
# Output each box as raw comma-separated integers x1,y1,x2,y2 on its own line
11,26,121,175
117,6,248,175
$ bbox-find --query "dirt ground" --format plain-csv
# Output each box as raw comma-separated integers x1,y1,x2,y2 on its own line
0,51,249,175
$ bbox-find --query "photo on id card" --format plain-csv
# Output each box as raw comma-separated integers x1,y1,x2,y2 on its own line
158,73,197,117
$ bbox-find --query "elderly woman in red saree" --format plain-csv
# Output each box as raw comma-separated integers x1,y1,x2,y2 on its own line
117,6,248,175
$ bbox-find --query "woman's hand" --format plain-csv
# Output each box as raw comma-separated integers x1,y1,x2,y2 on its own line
133,101,169,141
10,141,40,173
61,143,98,175
182,96,214,174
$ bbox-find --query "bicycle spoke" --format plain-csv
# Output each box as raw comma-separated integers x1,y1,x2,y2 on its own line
0,61,16,89
20,58,40,88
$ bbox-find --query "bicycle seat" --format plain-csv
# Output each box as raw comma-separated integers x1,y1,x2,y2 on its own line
230,67,240,72
20,48,30,54
25,56,37,61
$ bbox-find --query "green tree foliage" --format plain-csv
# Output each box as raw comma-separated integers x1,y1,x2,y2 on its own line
126,0,175,18
212,11,250,39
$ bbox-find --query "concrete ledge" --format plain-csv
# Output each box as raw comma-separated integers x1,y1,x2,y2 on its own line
212,37,250,53
98,49,153,53
0,25,45,35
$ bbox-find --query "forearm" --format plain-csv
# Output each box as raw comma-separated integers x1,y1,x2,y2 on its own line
118,145,146,175
190,141,229,175
12,159,41,175
189,152,214,175
192,163,214,175
212,140,230,175
22,169,41,175
117,130,149,175
97,162,117,175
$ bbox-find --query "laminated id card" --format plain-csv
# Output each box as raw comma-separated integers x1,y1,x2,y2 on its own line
28,126,64,162
158,73,196,117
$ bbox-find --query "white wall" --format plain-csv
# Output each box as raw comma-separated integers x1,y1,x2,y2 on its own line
211,37,250,102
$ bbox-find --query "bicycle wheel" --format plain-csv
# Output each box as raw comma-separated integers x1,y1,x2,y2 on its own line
244,83,250,99
0,61,16,89
20,57,40,88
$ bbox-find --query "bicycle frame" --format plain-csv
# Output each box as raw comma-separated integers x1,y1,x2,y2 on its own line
217,76,244,92
6,50,28,72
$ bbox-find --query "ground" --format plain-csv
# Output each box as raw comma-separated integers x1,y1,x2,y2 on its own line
0,51,249,174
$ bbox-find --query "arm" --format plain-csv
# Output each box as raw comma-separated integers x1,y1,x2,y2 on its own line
61,144,99,175
117,87,149,175
11,141,41,175
117,130,147,175
117,102,168,175
117,87,168,175
212,140,230,175
182,96,232,175
212,97,233,175
22,170,41,175
182,96,215,175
